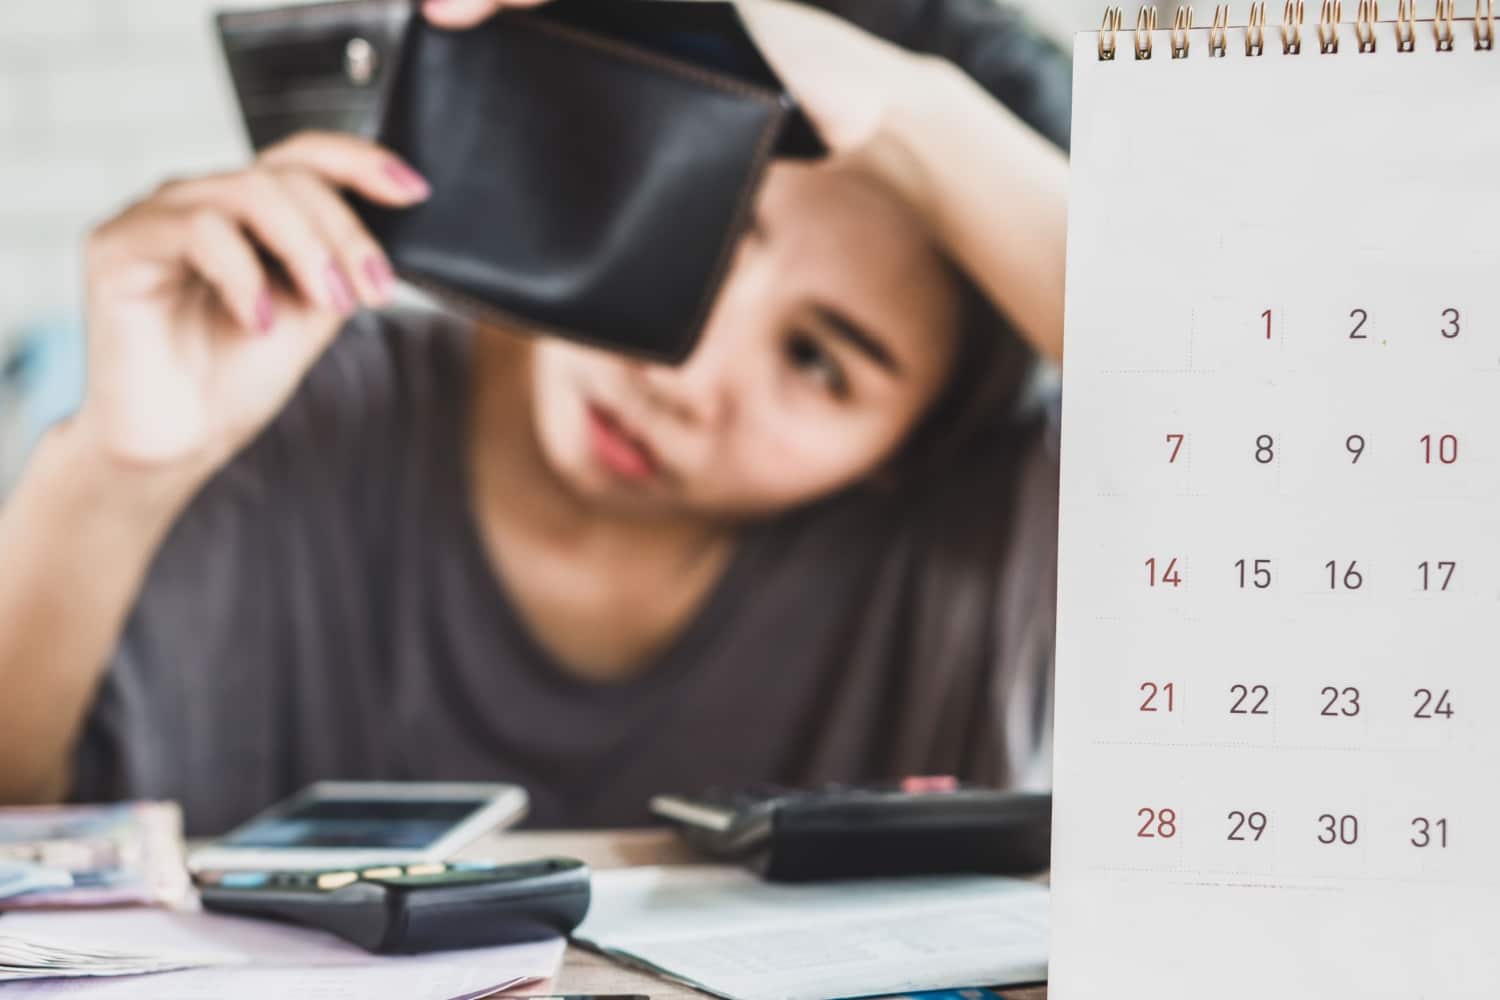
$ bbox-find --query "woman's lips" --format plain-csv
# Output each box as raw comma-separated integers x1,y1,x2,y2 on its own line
585,402,661,482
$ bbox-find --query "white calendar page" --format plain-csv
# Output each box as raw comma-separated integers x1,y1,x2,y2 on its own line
1053,13,1500,1000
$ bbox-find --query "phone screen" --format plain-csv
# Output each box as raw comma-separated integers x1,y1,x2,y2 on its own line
222,798,486,850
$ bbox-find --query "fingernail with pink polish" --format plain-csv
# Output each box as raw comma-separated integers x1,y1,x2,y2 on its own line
255,288,276,333
364,256,396,299
384,159,431,199
326,262,357,316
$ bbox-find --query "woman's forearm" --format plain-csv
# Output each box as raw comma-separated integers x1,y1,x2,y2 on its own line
739,0,1070,362
873,57,1069,363
0,421,200,803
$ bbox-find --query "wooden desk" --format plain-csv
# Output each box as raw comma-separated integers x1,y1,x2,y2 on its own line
457,829,1047,1000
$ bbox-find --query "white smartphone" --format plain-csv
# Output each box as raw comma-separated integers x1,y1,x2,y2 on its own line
187,781,529,872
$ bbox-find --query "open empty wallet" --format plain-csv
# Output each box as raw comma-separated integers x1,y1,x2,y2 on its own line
216,0,826,363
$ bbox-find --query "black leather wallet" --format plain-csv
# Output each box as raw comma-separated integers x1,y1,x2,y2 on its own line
217,0,825,363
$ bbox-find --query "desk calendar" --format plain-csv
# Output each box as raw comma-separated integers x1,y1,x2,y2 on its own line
1052,3,1500,998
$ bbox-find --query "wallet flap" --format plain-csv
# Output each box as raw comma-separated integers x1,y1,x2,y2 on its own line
535,0,825,159
358,8,792,361
216,0,412,150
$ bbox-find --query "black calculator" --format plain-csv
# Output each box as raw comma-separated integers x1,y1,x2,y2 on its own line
650,779,1051,882
195,857,590,954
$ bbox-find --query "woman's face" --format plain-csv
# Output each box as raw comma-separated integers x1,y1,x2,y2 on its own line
529,161,962,521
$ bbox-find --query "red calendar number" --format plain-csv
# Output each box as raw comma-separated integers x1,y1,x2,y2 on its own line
1145,557,1182,588
1261,308,1273,340
1139,681,1175,712
1166,433,1185,463
1136,807,1178,839
1421,434,1458,465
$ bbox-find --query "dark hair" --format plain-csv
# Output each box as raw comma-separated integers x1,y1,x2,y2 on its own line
799,0,1071,785
803,0,1073,478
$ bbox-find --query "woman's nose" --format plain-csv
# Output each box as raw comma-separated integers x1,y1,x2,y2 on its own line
634,308,747,430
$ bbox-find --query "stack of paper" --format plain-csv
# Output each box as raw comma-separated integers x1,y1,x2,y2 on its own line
0,908,564,998
574,866,1049,1000
0,936,234,982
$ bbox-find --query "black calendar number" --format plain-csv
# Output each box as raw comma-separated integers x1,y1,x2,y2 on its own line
1348,307,1368,340
1136,807,1177,839
1413,688,1454,719
1227,810,1267,842
1325,560,1364,590
1139,681,1176,713
1411,817,1449,848
1421,434,1458,465
1320,686,1361,717
1235,558,1272,589
1345,434,1366,464
1145,557,1182,588
1419,561,1456,592
1441,307,1460,339
1254,435,1275,464
1318,814,1359,845
1230,684,1270,715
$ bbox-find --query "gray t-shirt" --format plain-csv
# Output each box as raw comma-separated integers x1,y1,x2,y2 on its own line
70,311,1059,836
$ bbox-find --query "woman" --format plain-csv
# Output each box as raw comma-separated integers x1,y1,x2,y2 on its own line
0,0,1069,834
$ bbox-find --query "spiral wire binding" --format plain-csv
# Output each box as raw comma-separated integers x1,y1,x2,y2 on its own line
1395,0,1417,49
1172,5,1195,56
1097,0,1499,58
1135,4,1159,58
1318,0,1344,50
1210,3,1231,53
1435,0,1456,49
1283,0,1306,53
1356,0,1379,51
1246,1,1269,52
1099,5,1124,59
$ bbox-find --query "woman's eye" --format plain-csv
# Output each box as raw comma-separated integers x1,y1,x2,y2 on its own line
785,332,849,398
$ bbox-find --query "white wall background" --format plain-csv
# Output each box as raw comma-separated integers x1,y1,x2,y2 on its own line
0,1,244,346
0,0,1100,349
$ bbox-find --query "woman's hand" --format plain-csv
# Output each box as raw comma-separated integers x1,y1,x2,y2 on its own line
78,132,429,480
418,0,552,30
417,0,909,158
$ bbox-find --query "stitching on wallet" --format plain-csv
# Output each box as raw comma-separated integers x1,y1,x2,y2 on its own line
513,12,785,107
218,0,398,34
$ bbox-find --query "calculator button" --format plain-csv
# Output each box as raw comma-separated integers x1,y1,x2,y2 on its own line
315,871,358,890
360,866,403,879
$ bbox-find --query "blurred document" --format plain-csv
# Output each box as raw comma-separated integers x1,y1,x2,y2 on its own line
0,802,190,909
574,866,1048,1000
0,907,561,998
